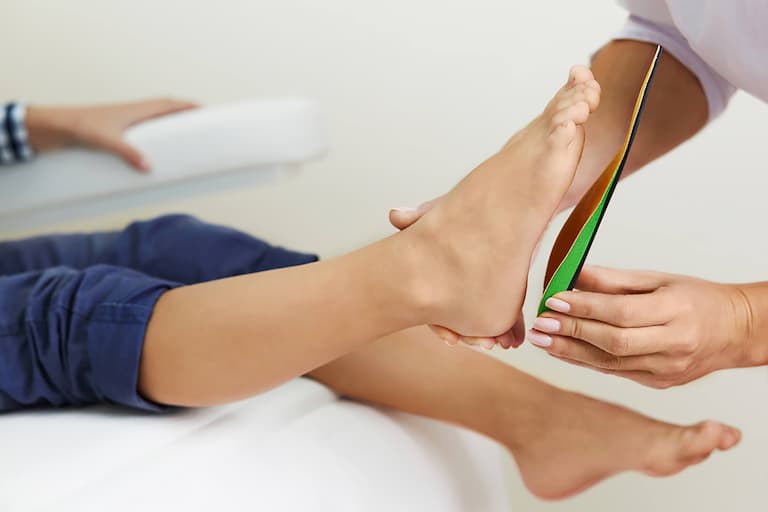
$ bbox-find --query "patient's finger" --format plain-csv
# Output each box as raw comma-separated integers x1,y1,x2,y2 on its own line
129,98,199,123
97,136,150,173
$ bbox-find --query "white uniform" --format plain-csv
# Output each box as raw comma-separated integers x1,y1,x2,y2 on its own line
615,0,768,119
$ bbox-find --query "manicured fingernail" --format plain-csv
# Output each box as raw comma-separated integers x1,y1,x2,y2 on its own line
533,317,560,333
527,330,552,347
482,339,495,350
545,297,571,313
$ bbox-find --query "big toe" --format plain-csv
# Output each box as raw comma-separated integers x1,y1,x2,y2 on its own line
555,80,601,113
647,421,740,477
548,65,598,113
679,421,741,458
567,65,594,87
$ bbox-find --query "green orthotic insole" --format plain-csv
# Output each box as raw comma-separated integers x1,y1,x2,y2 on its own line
538,45,663,315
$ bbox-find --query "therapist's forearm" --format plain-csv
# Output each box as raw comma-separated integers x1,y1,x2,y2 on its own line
734,282,768,367
559,40,709,210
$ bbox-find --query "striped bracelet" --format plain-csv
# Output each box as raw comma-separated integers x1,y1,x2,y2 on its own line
0,102,34,165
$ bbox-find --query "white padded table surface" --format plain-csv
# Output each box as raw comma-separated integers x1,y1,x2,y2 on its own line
0,379,510,512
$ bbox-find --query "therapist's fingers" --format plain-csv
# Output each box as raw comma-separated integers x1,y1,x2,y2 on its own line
548,353,674,388
534,314,671,355
429,325,461,346
389,197,441,230
488,310,526,349
493,330,515,349
388,208,418,231
538,333,671,372
575,265,666,294
510,313,527,348
428,325,498,350
545,288,673,327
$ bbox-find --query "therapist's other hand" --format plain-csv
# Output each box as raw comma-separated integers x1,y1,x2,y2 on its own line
389,197,527,350
528,266,754,388
26,98,198,172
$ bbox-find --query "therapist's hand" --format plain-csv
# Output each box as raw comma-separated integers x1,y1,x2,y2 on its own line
528,266,755,388
26,98,198,172
389,197,527,350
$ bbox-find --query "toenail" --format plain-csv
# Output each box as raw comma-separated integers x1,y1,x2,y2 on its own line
533,317,560,333
527,330,552,348
545,297,571,313
482,339,495,350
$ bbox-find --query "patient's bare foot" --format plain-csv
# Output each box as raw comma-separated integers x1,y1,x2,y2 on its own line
406,66,601,336
497,384,740,500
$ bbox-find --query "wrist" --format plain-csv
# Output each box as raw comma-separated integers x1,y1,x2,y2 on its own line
25,106,78,152
730,283,768,368
0,103,35,164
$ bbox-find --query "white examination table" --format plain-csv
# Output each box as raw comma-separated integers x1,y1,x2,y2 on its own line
0,99,511,512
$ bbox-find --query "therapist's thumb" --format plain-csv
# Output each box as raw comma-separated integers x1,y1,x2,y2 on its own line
389,196,441,230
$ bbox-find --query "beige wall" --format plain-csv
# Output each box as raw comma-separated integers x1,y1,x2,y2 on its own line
4,1,767,509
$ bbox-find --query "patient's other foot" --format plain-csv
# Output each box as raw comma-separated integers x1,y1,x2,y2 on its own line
498,384,740,500
405,66,601,336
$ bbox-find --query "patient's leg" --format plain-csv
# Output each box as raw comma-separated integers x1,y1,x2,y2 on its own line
308,327,740,501
138,65,603,404
0,214,316,280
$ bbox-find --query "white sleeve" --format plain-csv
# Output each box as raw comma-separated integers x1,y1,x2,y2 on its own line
612,15,737,120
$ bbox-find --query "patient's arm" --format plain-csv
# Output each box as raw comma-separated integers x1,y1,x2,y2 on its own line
25,98,197,171
308,326,740,500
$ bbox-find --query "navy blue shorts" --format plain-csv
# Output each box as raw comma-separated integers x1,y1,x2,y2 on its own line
0,215,318,412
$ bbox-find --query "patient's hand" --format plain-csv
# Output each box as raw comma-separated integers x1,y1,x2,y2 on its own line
389,197,527,351
26,98,198,172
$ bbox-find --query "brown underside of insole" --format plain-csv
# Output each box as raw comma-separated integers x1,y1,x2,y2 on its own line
544,149,623,286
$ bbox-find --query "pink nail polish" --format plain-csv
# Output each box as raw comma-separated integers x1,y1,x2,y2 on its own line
545,297,571,313
533,317,561,333
527,330,552,347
